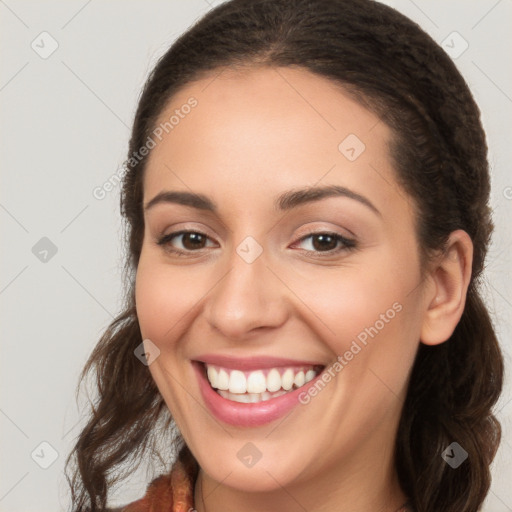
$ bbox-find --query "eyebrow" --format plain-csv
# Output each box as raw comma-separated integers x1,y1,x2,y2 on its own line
144,184,381,216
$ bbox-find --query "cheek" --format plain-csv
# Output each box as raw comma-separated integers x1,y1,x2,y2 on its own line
291,268,407,346
288,253,422,385
134,257,205,429
135,258,202,344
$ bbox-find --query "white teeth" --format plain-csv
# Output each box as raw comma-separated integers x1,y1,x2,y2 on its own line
217,369,229,390
218,389,288,403
247,370,267,393
294,370,305,388
305,369,316,383
266,368,282,392
205,363,322,399
229,370,247,394
281,368,294,391
207,366,218,388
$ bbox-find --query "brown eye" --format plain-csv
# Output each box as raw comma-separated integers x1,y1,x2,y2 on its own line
157,230,216,254
294,232,357,254
310,234,338,251
180,232,208,250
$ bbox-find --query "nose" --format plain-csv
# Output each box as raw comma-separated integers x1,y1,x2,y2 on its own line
203,244,289,340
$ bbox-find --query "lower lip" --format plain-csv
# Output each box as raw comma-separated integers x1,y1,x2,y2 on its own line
193,362,323,427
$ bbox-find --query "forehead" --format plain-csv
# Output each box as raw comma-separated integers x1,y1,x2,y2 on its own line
143,66,407,221
151,65,388,155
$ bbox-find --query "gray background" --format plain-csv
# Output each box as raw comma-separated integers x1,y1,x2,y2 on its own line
1,1,511,510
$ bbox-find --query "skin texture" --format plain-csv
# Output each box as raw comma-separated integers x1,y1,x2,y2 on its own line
135,66,473,512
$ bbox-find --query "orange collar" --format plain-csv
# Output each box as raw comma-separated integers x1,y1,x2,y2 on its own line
122,448,198,512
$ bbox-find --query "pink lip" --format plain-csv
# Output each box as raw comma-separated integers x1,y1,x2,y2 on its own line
195,354,324,371
193,361,325,427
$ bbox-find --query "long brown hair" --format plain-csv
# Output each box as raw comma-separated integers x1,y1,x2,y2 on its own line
66,1,504,510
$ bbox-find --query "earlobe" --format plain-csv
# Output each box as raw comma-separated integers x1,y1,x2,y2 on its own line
420,230,473,346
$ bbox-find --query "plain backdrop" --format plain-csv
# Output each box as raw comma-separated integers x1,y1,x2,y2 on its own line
1,1,511,510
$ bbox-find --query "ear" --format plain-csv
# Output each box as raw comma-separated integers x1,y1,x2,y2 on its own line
420,230,473,346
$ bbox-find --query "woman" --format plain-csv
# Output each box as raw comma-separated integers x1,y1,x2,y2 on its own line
66,1,504,511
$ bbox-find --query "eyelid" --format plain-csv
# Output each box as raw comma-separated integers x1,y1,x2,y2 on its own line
156,221,218,241
293,221,357,240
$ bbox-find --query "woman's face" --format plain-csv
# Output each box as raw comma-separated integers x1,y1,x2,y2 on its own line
135,66,428,494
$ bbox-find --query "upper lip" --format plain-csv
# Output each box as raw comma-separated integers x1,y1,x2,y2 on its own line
194,354,325,371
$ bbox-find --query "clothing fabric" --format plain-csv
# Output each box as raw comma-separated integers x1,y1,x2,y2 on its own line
121,447,198,512
119,446,413,512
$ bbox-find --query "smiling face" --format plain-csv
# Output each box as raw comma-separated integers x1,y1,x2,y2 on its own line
135,65,429,504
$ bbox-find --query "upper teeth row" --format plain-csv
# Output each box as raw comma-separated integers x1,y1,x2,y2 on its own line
206,365,319,394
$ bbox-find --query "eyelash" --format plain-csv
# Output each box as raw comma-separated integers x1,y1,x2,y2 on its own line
156,230,357,257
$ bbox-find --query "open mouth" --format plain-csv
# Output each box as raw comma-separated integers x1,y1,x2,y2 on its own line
200,362,325,404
